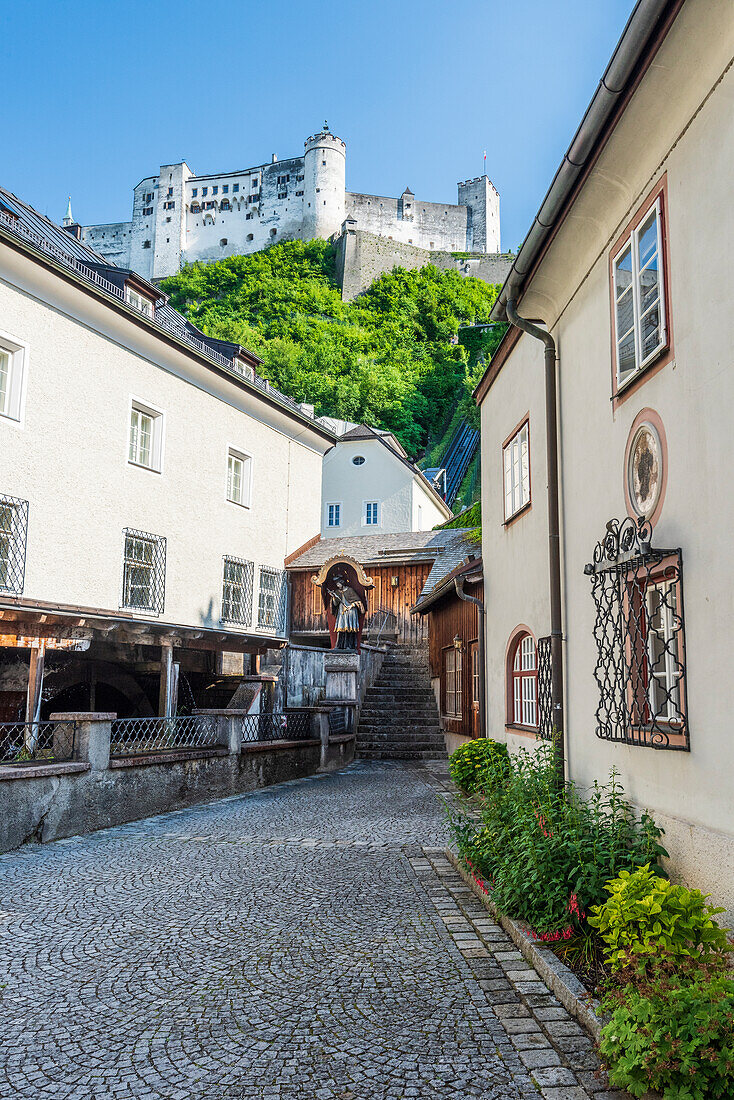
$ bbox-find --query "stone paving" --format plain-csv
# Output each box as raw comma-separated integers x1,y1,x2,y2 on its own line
0,761,624,1100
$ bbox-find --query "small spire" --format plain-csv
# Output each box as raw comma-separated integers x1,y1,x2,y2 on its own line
62,196,74,227
323,120,330,132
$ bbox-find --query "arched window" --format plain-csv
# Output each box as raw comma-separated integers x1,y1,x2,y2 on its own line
510,632,537,728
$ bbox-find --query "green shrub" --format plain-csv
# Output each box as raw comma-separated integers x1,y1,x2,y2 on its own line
448,744,667,934
448,738,510,795
600,959,734,1099
589,864,730,971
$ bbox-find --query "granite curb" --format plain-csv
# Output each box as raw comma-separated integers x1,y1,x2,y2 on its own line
445,847,606,1040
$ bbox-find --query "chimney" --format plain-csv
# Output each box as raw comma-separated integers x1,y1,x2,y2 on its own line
271,153,278,163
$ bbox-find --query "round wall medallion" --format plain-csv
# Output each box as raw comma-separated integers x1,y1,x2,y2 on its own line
627,421,662,518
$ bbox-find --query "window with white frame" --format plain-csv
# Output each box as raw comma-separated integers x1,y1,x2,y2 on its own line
0,336,26,422
125,286,154,318
326,503,341,528
258,566,286,632
364,501,379,526
227,448,252,507
121,529,166,614
612,198,667,388
643,578,682,723
511,633,538,728
221,556,254,626
129,402,163,471
0,494,28,594
503,421,530,520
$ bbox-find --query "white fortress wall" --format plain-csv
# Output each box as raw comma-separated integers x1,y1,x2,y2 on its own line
75,128,502,279
346,192,468,251
81,222,132,267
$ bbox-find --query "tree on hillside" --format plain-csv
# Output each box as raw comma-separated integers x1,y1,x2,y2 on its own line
161,240,501,457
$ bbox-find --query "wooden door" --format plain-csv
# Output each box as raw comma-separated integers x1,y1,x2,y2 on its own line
470,641,480,739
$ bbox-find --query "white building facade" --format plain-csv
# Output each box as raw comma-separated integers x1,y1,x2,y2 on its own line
76,125,501,281
319,424,452,539
0,187,333,723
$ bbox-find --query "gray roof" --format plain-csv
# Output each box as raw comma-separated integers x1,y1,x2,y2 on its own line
286,529,474,581
418,533,478,598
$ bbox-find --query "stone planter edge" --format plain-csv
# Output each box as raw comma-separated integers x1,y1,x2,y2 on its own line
445,846,605,1041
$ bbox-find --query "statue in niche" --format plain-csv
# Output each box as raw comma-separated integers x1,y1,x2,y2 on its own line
327,573,366,650
311,556,374,653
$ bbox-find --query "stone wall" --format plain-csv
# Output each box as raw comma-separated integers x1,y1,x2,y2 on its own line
346,192,468,252
335,227,514,301
0,712,355,854
274,643,387,709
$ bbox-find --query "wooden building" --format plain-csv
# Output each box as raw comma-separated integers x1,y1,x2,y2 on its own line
413,556,483,753
286,530,473,649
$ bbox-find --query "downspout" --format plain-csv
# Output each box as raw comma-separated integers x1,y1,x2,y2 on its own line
505,296,565,784
455,577,486,740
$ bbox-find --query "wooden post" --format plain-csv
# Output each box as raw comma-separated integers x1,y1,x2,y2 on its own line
159,642,174,717
25,640,46,753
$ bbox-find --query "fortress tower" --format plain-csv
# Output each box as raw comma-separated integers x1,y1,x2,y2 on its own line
302,123,346,240
77,126,505,281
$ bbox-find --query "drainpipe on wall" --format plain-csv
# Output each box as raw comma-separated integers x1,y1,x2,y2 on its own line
454,577,486,740
505,296,565,785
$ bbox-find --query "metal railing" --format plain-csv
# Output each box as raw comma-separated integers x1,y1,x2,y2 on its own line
0,208,316,424
0,720,77,765
110,714,219,756
240,711,313,744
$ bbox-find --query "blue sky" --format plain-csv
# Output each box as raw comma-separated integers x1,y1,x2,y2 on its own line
2,0,634,252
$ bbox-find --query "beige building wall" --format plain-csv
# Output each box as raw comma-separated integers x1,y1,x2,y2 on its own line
480,0,734,918
0,244,328,636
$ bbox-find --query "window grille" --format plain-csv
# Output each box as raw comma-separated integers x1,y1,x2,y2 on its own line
257,566,287,633
121,528,166,615
585,516,688,750
536,636,554,741
221,556,254,626
0,495,28,595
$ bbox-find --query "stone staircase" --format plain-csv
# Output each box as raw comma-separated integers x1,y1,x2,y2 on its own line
357,645,446,760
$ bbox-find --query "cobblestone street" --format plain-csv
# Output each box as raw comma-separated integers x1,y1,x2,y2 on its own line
0,762,616,1100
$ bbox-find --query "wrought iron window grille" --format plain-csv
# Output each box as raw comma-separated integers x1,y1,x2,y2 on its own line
536,636,554,741
0,494,28,595
584,516,689,750
257,567,287,634
120,528,166,615
221,556,254,627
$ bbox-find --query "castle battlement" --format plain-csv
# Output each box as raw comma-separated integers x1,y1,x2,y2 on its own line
77,127,501,281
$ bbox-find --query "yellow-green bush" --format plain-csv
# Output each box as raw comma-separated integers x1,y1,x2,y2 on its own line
448,738,510,795
589,864,730,971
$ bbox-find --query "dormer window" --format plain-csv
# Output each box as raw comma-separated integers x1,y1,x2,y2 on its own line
125,285,154,319
234,357,255,382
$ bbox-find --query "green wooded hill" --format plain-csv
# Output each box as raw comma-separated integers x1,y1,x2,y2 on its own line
161,240,504,458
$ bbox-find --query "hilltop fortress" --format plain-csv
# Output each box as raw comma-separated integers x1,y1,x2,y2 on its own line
76,124,504,284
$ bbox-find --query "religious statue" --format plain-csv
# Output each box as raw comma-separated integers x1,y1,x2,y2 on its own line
326,574,366,650
311,554,374,653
